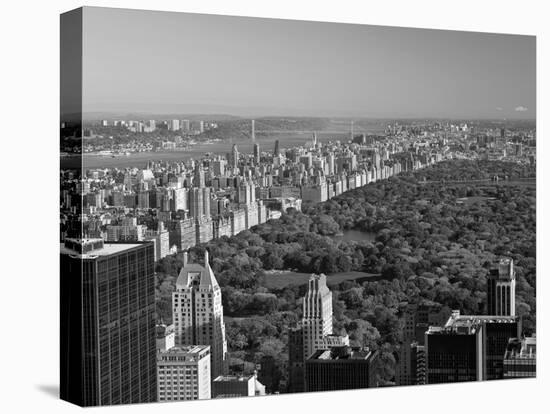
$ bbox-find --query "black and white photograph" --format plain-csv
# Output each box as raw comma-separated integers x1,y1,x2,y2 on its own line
59,5,537,407
2,1,547,414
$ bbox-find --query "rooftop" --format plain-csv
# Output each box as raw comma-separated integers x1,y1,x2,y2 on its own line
427,311,518,335
159,345,210,355
309,346,373,361
445,311,517,327
60,238,145,258
213,375,254,383
505,336,536,359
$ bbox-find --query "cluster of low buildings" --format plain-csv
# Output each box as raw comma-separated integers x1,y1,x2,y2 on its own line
101,118,217,135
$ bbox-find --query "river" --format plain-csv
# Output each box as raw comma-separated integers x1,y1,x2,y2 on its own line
62,133,343,170
61,128,386,170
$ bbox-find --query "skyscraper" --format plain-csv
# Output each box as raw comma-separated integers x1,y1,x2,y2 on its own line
302,274,333,360
395,303,449,386
172,251,228,378
287,327,305,393
273,140,280,157
169,119,180,131
189,187,210,220
304,346,378,392
253,142,260,165
425,311,519,384
231,144,239,170
425,322,482,384
251,119,255,141
60,238,157,406
194,163,206,188
487,258,516,316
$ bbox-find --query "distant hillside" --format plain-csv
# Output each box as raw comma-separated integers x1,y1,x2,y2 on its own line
199,117,338,141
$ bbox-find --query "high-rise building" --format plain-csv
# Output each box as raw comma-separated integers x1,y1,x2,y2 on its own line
60,239,157,406
253,143,260,165
395,303,450,386
231,144,239,169
212,159,226,176
425,311,519,384
302,274,333,360
411,342,426,385
287,327,305,393
425,324,482,384
251,119,255,141
487,258,516,316
169,119,180,131
484,317,520,380
194,163,206,188
181,119,190,132
304,346,378,392
189,187,211,219
172,251,228,378
157,345,211,402
503,336,536,379
273,140,280,157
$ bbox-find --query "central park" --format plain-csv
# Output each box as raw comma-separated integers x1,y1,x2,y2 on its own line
154,159,536,391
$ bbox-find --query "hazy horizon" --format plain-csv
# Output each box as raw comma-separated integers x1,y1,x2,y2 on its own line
81,7,536,120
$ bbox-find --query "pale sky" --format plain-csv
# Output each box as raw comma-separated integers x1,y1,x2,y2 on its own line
82,6,536,119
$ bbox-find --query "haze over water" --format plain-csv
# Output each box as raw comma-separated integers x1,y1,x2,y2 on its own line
67,129,383,170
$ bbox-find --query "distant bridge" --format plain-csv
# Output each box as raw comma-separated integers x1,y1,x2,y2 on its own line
249,119,374,139
253,130,370,134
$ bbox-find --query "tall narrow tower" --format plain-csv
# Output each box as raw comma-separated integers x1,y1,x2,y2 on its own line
274,140,280,157
487,258,516,316
194,163,205,188
173,251,228,378
231,144,239,169
253,143,260,165
350,120,354,141
302,274,333,360
251,119,255,141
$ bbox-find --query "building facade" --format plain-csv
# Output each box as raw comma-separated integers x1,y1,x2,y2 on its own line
212,375,265,398
425,311,519,384
503,336,536,379
157,345,211,402
172,251,228,378
60,238,157,406
302,274,333,361
487,258,516,316
304,346,378,392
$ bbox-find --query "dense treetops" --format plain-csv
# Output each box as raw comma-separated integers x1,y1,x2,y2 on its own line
155,159,536,390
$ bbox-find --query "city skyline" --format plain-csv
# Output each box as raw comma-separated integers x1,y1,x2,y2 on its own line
60,6,537,407
81,7,535,120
